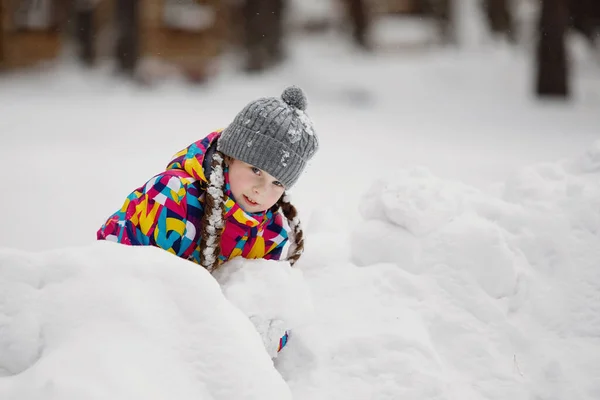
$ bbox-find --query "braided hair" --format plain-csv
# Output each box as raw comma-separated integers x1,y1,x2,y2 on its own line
274,194,304,266
199,151,305,272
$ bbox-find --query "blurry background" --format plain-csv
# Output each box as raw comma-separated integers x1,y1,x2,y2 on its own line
0,0,598,93
2,4,600,399
0,0,599,251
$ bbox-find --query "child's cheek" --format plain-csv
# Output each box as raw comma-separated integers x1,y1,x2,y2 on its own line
239,171,249,186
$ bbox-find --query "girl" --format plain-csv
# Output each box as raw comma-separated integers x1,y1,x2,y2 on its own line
97,86,318,355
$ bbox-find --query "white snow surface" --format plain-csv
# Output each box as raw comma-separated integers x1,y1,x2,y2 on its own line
287,141,600,400
1,12,600,400
0,244,293,400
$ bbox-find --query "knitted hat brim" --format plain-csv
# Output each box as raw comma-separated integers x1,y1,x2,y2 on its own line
217,124,306,189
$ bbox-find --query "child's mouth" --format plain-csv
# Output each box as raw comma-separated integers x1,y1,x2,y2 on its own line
243,195,259,206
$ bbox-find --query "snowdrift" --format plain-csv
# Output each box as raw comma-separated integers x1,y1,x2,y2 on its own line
278,140,600,399
0,244,304,400
1,141,599,400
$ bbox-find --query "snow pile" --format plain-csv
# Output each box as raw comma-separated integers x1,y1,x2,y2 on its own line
359,166,479,236
0,146,598,400
213,257,314,357
213,257,313,331
274,140,600,399
354,140,600,301
0,243,293,400
276,260,451,399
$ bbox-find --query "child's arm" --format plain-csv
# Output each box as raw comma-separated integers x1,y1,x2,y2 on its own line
98,173,201,259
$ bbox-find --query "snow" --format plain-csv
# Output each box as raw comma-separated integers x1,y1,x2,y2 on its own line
281,150,290,167
1,8,600,400
287,123,302,143
342,141,600,398
294,108,315,136
212,257,313,358
213,257,313,329
0,243,292,400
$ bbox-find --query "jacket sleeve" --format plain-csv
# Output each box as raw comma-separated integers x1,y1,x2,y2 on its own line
263,238,289,261
97,173,202,259
261,213,289,261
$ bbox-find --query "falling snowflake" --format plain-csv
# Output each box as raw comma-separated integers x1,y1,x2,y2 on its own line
247,140,253,148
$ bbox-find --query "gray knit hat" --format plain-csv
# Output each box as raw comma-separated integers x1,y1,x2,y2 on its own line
217,86,319,188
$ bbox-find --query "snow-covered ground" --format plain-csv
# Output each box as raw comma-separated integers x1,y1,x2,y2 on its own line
1,11,600,400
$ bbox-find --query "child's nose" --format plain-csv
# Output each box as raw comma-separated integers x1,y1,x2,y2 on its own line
253,181,268,194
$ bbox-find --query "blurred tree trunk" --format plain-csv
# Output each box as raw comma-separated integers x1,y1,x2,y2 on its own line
243,0,286,72
344,0,370,49
0,3,4,66
536,0,569,98
592,2,600,29
115,0,139,74
75,2,95,65
429,0,455,45
568,0,596,45
484,0,515,42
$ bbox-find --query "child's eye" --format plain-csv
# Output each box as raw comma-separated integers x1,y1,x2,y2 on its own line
273,181,283,188
251,167,261,175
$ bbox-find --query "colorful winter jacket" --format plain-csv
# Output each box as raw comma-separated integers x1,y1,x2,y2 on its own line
97,130,289,265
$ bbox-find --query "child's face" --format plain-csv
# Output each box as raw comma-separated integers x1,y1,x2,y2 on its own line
227,158,286,213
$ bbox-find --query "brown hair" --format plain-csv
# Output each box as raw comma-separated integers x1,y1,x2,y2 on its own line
200,151,305,272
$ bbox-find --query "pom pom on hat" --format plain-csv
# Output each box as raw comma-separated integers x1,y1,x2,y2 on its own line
281,86,307,111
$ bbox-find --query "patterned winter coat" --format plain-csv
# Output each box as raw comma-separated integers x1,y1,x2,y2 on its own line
97,130,289,264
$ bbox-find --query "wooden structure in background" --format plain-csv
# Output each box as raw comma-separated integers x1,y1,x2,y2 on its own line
0,0,67,70
372,0,421,15
0,1,4,66
117,0,227,81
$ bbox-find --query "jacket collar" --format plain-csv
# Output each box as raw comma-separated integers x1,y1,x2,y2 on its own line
222,166,268,228
166,130,271,229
